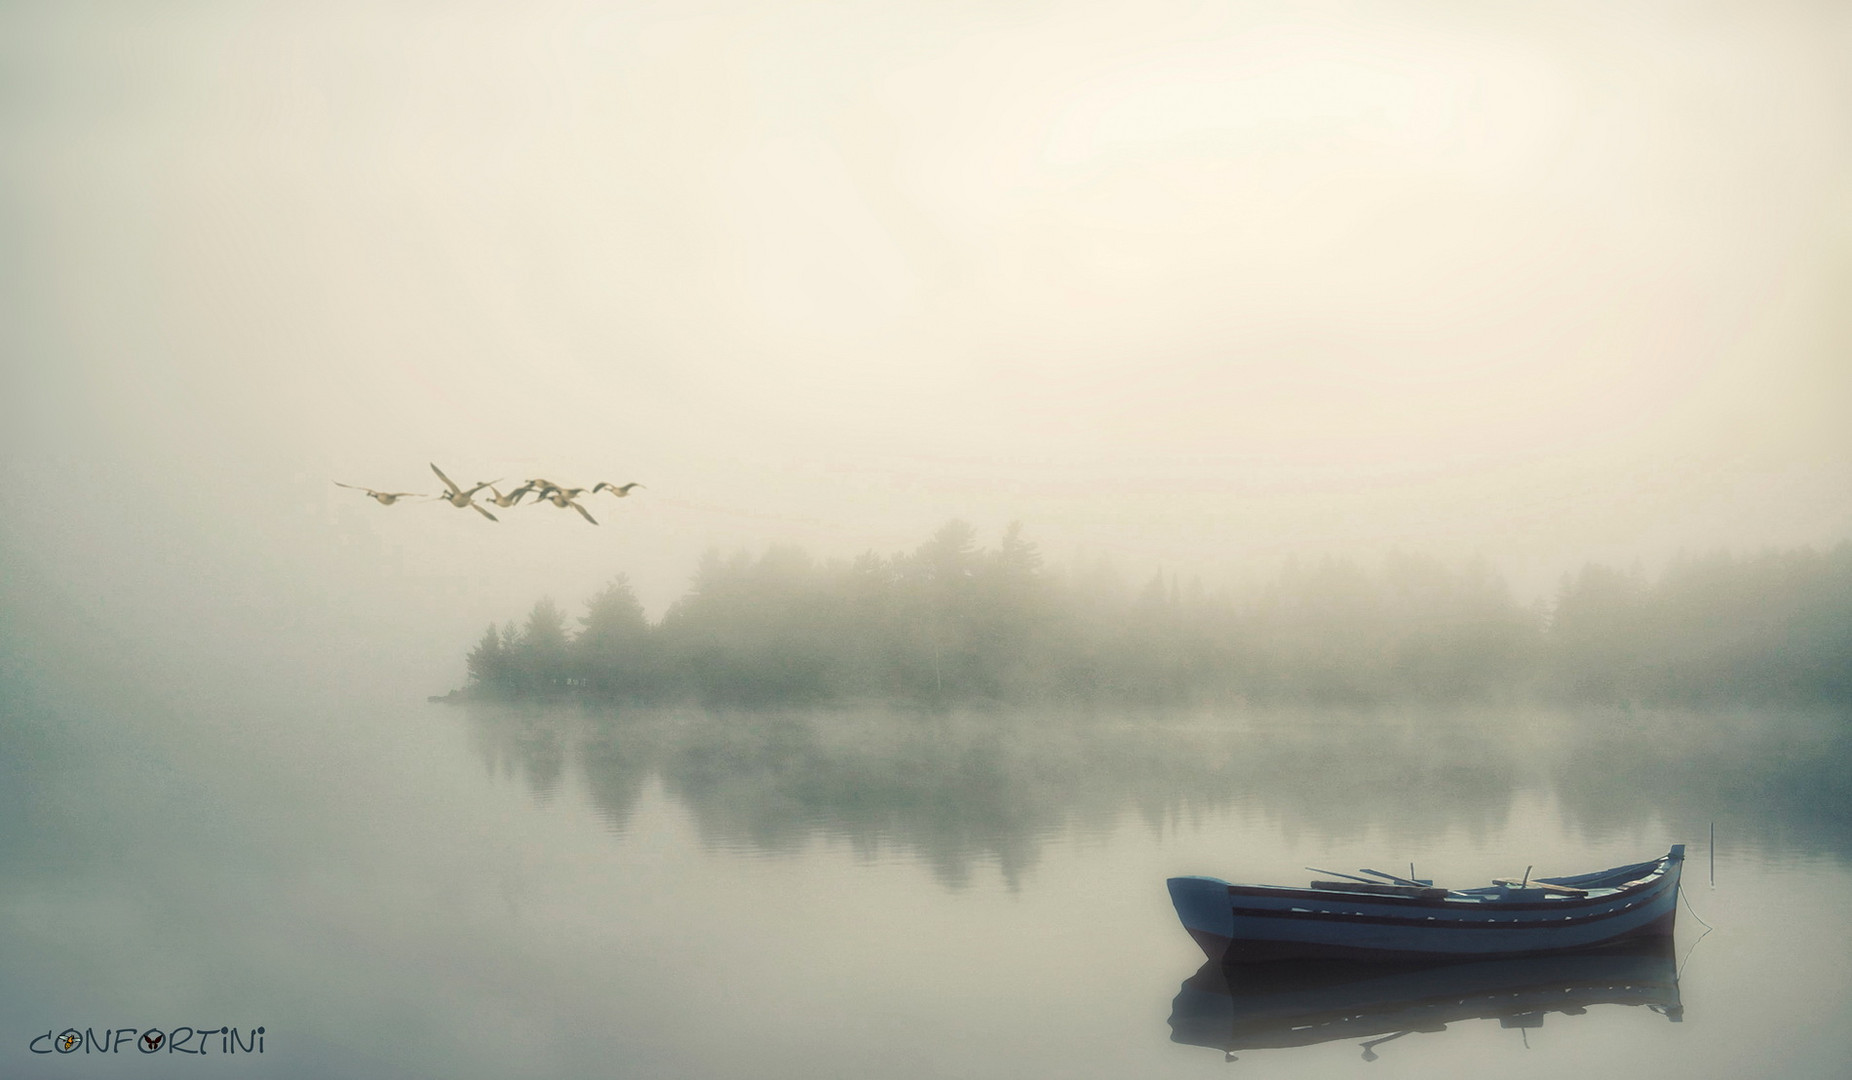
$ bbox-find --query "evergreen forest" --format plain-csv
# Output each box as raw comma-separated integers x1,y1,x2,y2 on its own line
459,522,1852,709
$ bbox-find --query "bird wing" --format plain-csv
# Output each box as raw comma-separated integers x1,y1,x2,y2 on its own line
464,478,500,498
335,481,394,496
430,463,463,496
471,501,499,522
569,500,599,525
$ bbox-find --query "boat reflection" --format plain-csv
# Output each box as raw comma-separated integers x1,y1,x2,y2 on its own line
1169,939,1681,1062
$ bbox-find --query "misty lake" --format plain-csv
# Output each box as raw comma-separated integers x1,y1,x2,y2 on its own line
8,0,1851,1075
5,670,1851,1079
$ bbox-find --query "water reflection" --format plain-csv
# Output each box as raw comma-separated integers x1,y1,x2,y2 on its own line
459,704,1852,886
1168,939,1681,1063
1550,717,1852,863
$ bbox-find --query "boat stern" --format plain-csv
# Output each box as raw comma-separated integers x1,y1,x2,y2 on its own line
1168,876,1235,961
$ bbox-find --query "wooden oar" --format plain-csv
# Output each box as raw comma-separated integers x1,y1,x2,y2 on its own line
1361,868,1427,887
1493,877,1589,896
1305,866,1378,885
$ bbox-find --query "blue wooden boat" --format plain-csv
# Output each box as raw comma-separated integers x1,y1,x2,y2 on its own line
1169,846,1684,964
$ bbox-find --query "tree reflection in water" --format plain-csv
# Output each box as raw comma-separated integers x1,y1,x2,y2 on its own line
458,705,1852,887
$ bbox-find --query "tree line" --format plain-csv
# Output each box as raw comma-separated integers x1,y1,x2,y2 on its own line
461,522,1852,708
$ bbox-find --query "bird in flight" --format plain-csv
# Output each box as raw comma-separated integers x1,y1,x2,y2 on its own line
335,466,640,525
333,482,423,506
485,482,536,509
540,485,599,525
430,463,500,521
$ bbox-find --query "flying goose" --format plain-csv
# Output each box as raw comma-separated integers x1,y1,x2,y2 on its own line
430,463,500,522
540,486,599,525
485,482,536,509
333,482,424,506
592,481,645,498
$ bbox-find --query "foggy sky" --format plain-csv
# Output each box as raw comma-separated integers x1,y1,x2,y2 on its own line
3,0,1849,689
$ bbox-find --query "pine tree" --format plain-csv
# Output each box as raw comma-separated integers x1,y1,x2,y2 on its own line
465,623,508,694
576,576,654,699
514,597,571,694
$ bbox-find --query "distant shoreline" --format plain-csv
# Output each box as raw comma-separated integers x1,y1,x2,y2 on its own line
448,525,1852,711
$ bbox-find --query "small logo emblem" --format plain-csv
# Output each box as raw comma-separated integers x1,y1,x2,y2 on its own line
142,1031,164,1051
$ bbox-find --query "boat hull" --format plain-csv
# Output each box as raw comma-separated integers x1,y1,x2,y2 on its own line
1170,847,1683,964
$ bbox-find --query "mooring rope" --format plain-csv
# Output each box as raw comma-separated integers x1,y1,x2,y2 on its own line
1679,881,1715,931
1676,882,1715,979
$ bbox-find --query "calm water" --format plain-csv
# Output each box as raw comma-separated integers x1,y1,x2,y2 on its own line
5,671,1851,1078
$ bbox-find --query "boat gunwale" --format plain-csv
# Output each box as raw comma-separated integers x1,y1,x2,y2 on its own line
1218,853,1678,914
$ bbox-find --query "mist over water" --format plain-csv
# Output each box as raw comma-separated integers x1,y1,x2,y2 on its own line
463,703,1852,874
6,0,1852,1075
7,666,1852,1077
